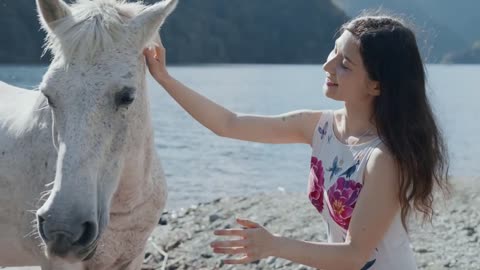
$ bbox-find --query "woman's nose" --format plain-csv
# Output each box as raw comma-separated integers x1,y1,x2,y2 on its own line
323,53,336,73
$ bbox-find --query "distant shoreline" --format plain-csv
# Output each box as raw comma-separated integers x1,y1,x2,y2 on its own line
2,63,480,67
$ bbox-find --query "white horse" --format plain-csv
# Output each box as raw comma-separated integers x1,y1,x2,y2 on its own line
0,0,177,269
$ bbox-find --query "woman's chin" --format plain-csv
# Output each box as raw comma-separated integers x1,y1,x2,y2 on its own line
323,87,342,101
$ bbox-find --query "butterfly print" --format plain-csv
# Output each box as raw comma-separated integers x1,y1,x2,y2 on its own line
326,156,342,181
318,121,328,140
338,159,360,178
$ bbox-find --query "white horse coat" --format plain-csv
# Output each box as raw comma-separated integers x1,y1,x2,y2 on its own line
0,0,177,269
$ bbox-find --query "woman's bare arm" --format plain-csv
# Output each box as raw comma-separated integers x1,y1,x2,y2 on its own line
145,45,321,144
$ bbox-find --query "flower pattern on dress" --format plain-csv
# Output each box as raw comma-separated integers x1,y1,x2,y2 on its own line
308,156,325,213
327,177,363,230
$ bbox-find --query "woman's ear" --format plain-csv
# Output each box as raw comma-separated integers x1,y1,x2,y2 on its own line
369,81,381,96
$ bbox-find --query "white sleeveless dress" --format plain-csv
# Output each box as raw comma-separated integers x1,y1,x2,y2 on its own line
308,110,418,270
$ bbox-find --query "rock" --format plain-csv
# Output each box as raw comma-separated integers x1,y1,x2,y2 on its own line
463,226,476,237
416,248,431,254
444,259,457,268
201,253,213,259
158,216,168,225
266,257,276,265
209,214,222,223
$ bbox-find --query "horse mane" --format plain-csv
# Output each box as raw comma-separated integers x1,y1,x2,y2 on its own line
42,0,147,62
0,83,50,137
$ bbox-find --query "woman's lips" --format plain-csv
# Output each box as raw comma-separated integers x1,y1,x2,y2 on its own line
326,81,338,87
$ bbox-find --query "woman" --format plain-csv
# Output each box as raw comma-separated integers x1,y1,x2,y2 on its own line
144,14,449,270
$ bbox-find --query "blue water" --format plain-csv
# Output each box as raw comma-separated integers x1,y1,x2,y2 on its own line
0,64,478,209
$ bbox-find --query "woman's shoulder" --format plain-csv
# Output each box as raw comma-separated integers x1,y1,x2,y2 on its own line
365,145,399,186
297,110,328,146
368,144,394,167
300,109,333,124
293,109,326,127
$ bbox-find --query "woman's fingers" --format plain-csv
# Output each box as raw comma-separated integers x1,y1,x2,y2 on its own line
143,46,162,58
143,47,154,57
210,221,270,265
236,218,259,228
155,46,163,60
211,239,249,248
212,247,247,255
214,229,247,237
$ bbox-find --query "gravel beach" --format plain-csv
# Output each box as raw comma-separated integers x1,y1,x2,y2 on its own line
142,177,479,270
3,178,478,270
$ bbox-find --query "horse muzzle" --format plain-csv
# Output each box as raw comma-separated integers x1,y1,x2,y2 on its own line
37,213,100,262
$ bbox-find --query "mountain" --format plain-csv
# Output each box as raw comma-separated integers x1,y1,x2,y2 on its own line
0,0,348,64
0,0,46,64
415,0,480,46
443,41,480,64
332,0,476,62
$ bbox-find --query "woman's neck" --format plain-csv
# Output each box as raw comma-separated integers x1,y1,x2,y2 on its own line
336,104,376,141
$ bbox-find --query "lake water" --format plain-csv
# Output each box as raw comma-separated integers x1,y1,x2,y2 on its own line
0,64,478,209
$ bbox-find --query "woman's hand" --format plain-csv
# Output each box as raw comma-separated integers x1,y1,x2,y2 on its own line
210,218,276,264
143,40,169,82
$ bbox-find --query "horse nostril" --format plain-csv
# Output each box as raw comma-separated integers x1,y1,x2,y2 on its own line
75,221,98,247
37,215,48,241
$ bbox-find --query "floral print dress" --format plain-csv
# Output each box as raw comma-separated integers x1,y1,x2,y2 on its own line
308,110,418,270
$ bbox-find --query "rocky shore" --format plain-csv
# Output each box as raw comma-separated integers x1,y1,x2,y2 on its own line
143,178,479,270
3,179,478,270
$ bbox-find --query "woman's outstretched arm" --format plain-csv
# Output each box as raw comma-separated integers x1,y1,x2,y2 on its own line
211,147,401,269
144,45,320,145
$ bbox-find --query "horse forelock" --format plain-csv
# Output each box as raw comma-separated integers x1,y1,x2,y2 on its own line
43,0,147,63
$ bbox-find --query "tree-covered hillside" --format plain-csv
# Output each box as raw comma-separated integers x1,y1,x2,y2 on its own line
332,0,477,63
443,41,480,64
0,0,348,64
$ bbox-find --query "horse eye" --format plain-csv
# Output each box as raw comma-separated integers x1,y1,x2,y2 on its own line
119,93,135,105
43,94,55,108
115,87,136,107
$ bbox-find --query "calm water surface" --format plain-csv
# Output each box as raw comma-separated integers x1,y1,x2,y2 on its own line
0,64,478,209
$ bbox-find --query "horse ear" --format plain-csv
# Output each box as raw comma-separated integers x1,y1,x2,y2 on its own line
129,0,178,49
36,0,71,31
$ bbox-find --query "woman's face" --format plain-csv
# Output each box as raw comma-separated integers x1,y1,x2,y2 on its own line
322,31,379,104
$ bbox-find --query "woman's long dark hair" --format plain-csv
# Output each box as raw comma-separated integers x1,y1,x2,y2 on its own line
342,14,450,230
